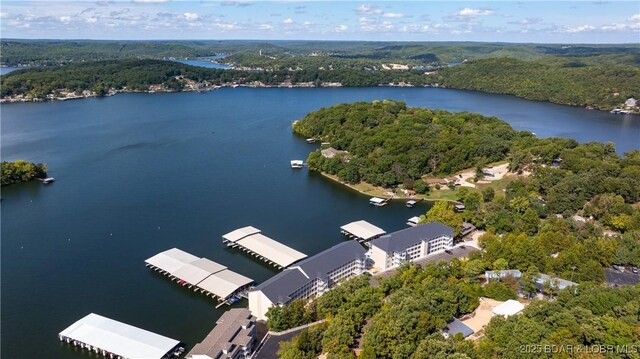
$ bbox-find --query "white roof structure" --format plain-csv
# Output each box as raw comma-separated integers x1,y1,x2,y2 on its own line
59,313,179,359
237,233,307,268
492,300,525,317
340,220,386,241
144,248,200,275
145,248,253,300
173,258,227,286
222,226,261,243
197,270,254,299
369,197,385,204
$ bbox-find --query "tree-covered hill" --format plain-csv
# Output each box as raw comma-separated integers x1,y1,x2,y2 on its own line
438,57,640,110
293,100,527,186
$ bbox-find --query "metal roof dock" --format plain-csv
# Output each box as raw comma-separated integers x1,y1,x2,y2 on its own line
58,313,182,359
340,220,386,242
222,226,307,268
145,248,253,304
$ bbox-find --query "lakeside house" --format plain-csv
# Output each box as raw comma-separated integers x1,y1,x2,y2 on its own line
321,147,350,161
186,308,256,359
625,98,637,108
366,222,454,271
248,241,367,321
535,274,578,291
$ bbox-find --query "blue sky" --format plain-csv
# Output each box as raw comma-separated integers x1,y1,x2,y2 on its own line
1,1,639,43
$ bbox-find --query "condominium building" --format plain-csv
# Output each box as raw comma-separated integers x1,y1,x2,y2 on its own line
186,308,256,359
248,241,366,321
367,221,454,271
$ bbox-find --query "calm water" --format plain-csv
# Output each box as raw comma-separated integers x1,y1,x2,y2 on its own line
1,87,639,359
0,66,22,75
171,59,231,69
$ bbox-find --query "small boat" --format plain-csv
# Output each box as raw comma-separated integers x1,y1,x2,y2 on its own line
42,177,55,184
407,216,420,227
306,138,317,144
290,160,304,169
369,197,387,207
610,108,622,114
406,200,417,208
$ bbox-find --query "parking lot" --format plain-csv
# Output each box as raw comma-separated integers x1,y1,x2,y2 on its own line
605,268,640,286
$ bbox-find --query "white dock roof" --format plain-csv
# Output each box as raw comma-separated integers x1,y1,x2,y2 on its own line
222,226,261,243
408,216,421,224
237,233,307,268
144,248,200,275
172,258,227,286
197,269,253,299
369,197,385,204
340,220,386,241
59,313,179,359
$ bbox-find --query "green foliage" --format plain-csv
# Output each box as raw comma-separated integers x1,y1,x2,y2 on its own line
1,160,47,186
439,57,640,110
422,201,464,237
482,281,518,301
413,179,429,194
480,284,640,359
266,299,317,332
277,323,327,359
293,101,518,187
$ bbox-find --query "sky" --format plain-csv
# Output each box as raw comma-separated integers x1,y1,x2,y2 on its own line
1,1,639,43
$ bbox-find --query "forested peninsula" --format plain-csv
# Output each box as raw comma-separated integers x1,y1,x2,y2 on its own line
1,160,48,186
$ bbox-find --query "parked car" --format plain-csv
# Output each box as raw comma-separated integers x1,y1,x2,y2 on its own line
444,249,453,254
614,265,626,272
633,267,638,274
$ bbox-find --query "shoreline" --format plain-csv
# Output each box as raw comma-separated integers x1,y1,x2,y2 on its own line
318,171,459,204
2,85,636,115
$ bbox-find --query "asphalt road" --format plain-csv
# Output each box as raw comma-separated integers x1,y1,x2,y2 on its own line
604,268,640,286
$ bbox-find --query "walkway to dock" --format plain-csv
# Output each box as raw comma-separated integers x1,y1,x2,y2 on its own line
145,248,253,303
222,226,307,269
340,220,386,242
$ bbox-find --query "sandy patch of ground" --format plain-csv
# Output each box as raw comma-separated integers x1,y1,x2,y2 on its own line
458,162,512,188
461,298,503,333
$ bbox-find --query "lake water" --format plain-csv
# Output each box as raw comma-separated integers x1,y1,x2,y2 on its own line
171,59,231,69
1,87,639,359
0,66,22,75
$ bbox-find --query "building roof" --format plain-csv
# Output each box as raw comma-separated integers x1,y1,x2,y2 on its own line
252,241,366,304
492,300,524,317
369,222,453,253
59,313,179,359
369,197,385,204
295,241,366,280
236,233,307,268
444,318,474,338
340,220,386,241
222,226,261,243
253,268,310,304
535,274,578,290
186,309,255,359
197,270,254,299
321,147,345,158
173,258,227,286
145,248,201,275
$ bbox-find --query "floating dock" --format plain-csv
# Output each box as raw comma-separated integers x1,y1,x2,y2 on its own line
369,197,389,207
407,216,421,227
145,248,253,303
290,160,304,169
58,313,183,359
222,226,307,268
340,220,386,242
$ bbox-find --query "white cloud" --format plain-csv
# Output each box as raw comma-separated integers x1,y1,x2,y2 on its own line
86,17,98,24
282,17,294,24
258,23,272,30
0,12,8,19
565,24,595,33
456,8,494,18
357,4,382,15
383,13,404,18
334,24,349,32
59,16,71,23
132,0,170,3
183,12,198,21
601,23,626,31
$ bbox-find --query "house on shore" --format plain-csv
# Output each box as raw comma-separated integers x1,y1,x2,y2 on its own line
186,308,256,359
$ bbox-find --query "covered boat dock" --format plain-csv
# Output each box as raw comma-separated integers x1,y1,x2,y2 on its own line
145,248,253,303
222,226,307,268
340,220,386,242
58,313,182,359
